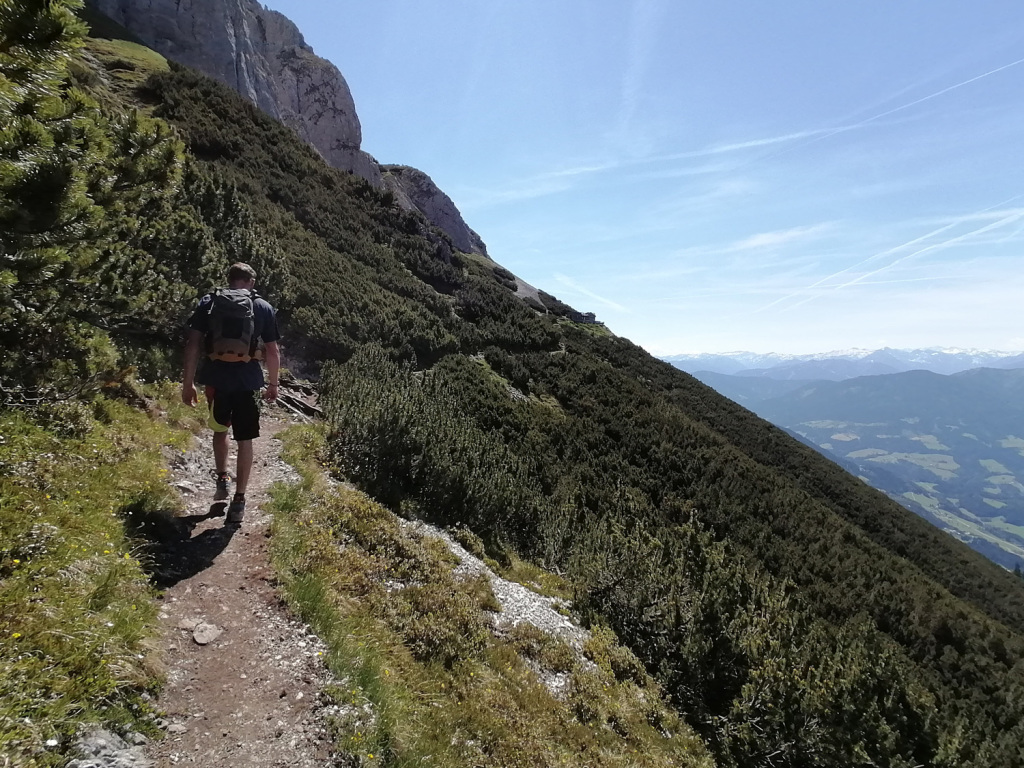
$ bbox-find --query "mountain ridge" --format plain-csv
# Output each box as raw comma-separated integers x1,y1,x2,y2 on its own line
666,346,1024,379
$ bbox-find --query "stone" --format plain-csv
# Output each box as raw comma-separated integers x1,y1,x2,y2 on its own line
87,0,501,263
193,622,223,645
69,728,154,768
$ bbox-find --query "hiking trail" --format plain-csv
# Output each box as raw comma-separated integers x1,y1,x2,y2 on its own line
143,413,333,766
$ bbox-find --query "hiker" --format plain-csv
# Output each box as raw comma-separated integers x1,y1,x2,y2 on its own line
181,262,281,524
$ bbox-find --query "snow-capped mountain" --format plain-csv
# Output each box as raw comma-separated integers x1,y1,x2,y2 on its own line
662,348,1024,380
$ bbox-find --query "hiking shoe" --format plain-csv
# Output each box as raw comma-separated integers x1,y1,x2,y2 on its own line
214,473,231,502
226,494,246,524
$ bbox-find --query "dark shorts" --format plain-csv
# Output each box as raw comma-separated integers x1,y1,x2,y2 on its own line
205,387,260,441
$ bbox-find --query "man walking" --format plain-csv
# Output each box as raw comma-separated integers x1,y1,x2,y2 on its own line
181,263,281,524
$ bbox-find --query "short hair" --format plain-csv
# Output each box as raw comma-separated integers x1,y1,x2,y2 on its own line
227,262,257,283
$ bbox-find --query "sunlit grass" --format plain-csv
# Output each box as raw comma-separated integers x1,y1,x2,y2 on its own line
0,386,197,764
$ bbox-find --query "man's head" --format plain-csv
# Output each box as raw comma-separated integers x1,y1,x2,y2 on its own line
227,262,257,290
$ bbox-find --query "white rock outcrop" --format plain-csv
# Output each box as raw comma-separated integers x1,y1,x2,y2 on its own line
90,0,381,185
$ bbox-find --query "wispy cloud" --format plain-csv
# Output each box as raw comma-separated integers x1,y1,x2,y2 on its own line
463,52,1024,225
457,161,617,208
616,0,669,152
751,55,1024,164
640,54,1024,177
832,210,1024,291
760,199,1024,313
729,224,832,252
554,273,629,313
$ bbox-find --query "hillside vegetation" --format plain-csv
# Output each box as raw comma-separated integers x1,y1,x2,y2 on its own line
3,2,1024,765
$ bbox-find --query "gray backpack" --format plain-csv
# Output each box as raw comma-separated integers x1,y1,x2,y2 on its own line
205,288,258,362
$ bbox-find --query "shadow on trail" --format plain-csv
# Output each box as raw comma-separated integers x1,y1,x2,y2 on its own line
121,499,238,589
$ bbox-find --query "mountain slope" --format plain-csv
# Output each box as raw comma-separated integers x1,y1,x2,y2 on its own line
123,61,1024,768
119,42,1024,768
88,0,380,182
82,0,494,275
7,4,1024,764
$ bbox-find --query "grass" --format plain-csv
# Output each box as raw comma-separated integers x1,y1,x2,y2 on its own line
491,553,573,601
86,38,167,74
990,518,1024,541
980,459,1013,475
868,452,961,480
909,434,949,451
267,424,713,768
903,492,1024,562
0,382,202,765
75,37,169,109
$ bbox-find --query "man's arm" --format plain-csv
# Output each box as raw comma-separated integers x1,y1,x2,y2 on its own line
263,341,280,402
181,328,204,406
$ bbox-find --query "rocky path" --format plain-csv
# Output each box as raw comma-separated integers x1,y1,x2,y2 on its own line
144,414,333,767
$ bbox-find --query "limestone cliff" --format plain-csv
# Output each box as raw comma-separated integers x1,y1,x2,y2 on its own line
87,0,489,257
383,165,488,258
89,0,381,184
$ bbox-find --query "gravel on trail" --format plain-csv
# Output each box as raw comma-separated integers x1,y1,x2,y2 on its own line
124,413,334,768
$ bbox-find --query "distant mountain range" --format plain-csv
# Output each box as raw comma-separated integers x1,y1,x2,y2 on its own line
663,347,1024,381
686,363,1024,571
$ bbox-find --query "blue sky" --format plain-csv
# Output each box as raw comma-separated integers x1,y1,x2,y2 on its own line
264,0,1024,355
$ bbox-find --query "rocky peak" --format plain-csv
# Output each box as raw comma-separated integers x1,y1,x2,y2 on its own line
383,165,488,258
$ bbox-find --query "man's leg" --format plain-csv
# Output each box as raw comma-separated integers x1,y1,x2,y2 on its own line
208,386,233,501
235,439,253,495
213,429,230,475
226,391,260,524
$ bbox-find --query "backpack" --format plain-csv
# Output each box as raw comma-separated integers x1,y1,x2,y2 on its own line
205,288,260,362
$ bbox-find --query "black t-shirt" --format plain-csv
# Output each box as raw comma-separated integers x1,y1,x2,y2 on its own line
188,292,280,392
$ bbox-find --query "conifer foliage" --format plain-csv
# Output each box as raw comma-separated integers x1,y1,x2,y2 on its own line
0,0,187,396
138,53,1024,766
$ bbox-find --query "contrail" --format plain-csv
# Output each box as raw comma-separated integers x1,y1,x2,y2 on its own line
755,220,963,312
758,193,1024,312
855,55,1024,127
754,55,1024,163
834,210,1024,290
778,208,1024,313
555,273,629,313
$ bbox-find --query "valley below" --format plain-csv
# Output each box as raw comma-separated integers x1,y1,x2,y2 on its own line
689,363,1024,571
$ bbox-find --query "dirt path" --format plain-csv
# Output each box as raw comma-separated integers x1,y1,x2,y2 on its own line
144,414,333,767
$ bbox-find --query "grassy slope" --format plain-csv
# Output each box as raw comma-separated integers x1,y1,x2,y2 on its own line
0,387,205,764
269,425,713,768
